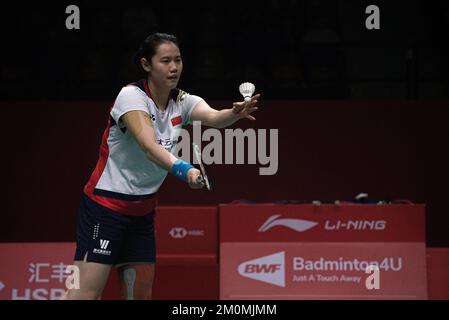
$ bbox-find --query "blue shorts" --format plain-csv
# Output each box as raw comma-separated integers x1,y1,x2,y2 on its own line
74,193,156,265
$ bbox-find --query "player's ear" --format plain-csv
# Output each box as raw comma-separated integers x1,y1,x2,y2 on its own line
140,58,152,73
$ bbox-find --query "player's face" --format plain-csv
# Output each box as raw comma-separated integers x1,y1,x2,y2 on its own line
150,42,183,89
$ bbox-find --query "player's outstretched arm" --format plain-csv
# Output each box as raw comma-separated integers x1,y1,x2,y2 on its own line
190,94,260,129
121,110,203,189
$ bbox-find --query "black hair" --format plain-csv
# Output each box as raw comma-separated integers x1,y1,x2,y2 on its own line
133,33,179,73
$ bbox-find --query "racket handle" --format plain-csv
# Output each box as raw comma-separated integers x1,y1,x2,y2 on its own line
196,176,204,184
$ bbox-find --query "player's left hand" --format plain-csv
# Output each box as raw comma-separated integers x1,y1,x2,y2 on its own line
232,93,260,121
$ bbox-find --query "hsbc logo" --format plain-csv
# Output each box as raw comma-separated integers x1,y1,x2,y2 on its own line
169,227,205,239
169,227,187,239
238,252,285,287
259,215,318,233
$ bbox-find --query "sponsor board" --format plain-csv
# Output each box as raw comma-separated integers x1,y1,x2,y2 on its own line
219,204,427,299
0,243,76,300
220,243,427,299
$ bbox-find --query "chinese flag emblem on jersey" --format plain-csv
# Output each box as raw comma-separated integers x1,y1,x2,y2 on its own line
171,116,182,126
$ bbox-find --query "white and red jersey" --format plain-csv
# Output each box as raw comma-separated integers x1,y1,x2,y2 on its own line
84,79,203,216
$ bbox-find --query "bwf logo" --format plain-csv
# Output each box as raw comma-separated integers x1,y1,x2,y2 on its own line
99,239,109,250
238,252,285,287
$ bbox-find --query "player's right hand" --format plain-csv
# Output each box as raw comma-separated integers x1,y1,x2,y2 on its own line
187,168,204,189
232,93,260,120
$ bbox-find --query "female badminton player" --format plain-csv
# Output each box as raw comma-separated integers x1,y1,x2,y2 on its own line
63,33,260,299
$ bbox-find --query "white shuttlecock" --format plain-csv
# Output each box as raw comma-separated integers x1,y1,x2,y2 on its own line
239,82,255,102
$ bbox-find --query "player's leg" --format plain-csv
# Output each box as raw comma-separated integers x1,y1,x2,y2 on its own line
116,210,156,300
64,260,112,300
117,263,155,300
64,194,126,299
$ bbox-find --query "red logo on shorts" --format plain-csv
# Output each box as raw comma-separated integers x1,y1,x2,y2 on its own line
171,116,182,126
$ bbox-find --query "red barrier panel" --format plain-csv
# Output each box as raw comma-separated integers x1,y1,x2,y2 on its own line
153,264,219,300
103,206,219,300
152,206,219,299
0,206,219,300
1,207,446,300
219,204,427,299
427,248,449,299
0,243,75,300
220,204,425,242
89,260,220,300
155,206,218,263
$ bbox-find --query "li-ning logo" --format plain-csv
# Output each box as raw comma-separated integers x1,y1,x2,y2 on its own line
259,215,318,233
99,239,109,249
238,252,285,287
324,220,387,231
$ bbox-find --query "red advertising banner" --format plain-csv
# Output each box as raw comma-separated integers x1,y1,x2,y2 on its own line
220,243,427,299
0,207,218,300
219,204,425,242
0,243,75,300
156,206,218,264
219,204,427,299
153,206,219,299
426,248,449,299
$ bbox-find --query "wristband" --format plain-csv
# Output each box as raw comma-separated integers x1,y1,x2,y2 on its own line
171,160,194,182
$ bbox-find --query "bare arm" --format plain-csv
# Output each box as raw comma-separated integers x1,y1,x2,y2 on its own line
121,110,203,188
190,94,260,128
122,111,177,170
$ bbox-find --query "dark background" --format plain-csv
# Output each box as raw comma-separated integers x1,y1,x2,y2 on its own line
2,0,448,100
1,1,448,246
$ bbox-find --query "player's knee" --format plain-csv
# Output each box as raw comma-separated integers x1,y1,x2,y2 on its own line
135,280,153,300
121,278,154,300
120,266,154,300
65,288,102,300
